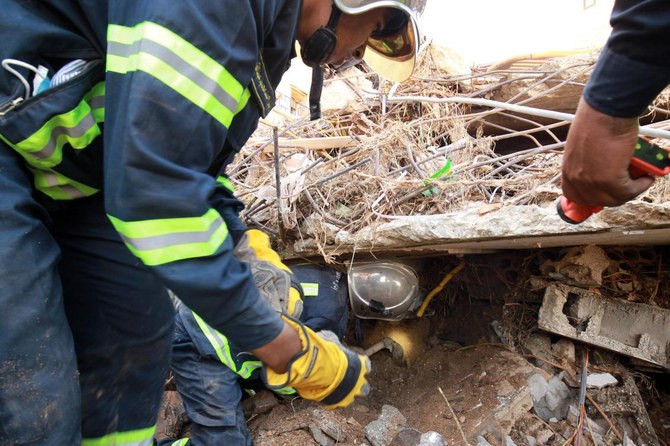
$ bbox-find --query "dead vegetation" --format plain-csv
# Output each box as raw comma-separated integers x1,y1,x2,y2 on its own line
228,44,670,261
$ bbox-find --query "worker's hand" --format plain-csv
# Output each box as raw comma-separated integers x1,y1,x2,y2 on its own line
234,229,303,318
561,97,654,207
262,315,371,409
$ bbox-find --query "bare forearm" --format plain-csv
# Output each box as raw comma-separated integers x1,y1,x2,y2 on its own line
251,321,302,373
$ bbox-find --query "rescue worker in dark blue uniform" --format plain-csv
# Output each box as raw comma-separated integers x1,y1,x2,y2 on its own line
163,259,350,445
561,0,670,207
0,0,424,445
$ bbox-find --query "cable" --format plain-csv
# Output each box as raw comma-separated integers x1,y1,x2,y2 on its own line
51,59,87,87
1,58,42,100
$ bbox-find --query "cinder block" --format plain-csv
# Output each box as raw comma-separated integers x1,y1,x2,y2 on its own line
538,284,670,369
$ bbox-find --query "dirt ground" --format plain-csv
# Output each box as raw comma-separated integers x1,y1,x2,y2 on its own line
158,245,670,446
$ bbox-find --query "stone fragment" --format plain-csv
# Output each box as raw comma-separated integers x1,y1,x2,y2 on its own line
586,372,618,389
365,405,408,446
528,373,571,421
552,339,575,363
390,428,422,446
308,424,335,446
420,431,447,446
476,435,493,446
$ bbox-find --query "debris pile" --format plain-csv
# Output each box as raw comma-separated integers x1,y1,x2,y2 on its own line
227,44,670,260
156,245,670,445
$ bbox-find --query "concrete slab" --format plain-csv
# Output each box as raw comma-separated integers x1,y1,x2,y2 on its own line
538,283,670,370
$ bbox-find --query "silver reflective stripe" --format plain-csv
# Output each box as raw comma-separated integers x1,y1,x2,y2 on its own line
118,217,225,251
88,94,105,111
31,113,97,160
107,39,239,113
42,171,89,199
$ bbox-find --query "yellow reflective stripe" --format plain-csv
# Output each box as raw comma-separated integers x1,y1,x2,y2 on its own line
108,209,229,266
1,99,100,169
216,175,234,192
85,81,106,123
107,22,248,128
300,282,319,297
192,312,266,379
237,88,251,114
273,386,297,396
238,360,262,379
192,312,237,371
171,440,189,446
82,425,156,446
29,167,99,200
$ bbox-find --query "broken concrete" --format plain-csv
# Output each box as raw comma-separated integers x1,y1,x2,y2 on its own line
364,405,408,446
538,283,670,369
292,202,670,258
592,373,661,446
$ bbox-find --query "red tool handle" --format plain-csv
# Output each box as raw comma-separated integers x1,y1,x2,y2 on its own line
557,164,651,224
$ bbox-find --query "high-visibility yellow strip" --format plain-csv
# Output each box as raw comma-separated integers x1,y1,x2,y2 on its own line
107,208,229,266
82,425,156,446
85,81,106,123
1,99,100,169
192,312,237,371
107,21,249,128
300,282,319,297
237,359,262,379
216,175,234,192
29,168,99,200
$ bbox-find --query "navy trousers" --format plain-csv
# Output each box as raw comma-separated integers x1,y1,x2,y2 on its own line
159,300,254,446
0,142,174,444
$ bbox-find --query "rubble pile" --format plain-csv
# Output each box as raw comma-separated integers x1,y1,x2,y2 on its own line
226,44,670,260
157,245,670,445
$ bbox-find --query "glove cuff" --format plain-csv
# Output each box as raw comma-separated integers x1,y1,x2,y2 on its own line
262,314,311,389
320,348,364,406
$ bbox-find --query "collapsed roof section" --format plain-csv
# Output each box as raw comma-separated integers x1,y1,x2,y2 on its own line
228,44,670,262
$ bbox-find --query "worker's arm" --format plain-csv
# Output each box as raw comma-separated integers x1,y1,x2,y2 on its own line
561,0,670,206
103,0,297,352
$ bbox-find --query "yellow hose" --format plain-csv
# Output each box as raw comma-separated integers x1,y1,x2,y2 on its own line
416,261,465,317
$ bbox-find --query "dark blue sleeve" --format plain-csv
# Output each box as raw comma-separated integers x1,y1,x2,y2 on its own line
583,0,670,117
102,0,295,350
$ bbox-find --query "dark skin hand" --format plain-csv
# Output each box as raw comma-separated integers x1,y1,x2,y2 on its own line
251,322,301,374
561,97,655,207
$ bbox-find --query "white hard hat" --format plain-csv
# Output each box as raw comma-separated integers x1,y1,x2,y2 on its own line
334,0,426,82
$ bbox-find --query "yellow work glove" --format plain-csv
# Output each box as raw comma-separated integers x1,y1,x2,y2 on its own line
233,229,303,318
263,315,372,409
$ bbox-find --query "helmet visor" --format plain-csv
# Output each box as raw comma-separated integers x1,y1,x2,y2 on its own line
364,16,418,82
368,8,413,60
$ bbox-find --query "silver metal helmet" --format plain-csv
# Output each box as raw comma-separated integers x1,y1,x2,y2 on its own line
334,0,426,83
348,261,421,321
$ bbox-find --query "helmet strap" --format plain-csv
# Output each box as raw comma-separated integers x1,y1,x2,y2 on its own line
309,65,324,120
301,3,341,67
301,3,342,120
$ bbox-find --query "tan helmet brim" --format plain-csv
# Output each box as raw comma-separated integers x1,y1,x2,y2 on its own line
364,16,418,83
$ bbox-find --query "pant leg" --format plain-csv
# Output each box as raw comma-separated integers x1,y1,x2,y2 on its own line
0,144,81,445
52,196,174,443
169,303,253,446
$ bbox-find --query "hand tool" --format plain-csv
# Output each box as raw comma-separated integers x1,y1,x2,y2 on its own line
557,137,670,224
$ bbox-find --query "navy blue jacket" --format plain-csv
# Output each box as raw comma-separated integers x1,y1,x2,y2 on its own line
0,0,301,350
584,0,670,117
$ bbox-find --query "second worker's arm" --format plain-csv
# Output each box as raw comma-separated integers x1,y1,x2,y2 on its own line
561,0,670,207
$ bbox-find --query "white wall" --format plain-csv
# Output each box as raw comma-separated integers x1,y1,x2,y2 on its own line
422,0,614,66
